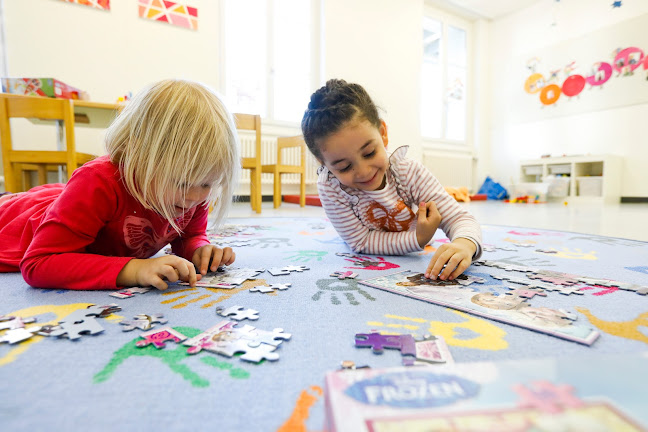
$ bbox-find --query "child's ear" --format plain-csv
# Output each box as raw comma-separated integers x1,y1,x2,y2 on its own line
379,120,389,148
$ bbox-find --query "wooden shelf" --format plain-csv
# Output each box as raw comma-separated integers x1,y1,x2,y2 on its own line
520,155,623,204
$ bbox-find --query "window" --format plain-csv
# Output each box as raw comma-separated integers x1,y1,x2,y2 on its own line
222,0,319,124
421,8,471,143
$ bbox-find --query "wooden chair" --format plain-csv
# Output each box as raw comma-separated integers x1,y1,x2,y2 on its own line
234,113,262,213
0,93,96,192
261,135,306,208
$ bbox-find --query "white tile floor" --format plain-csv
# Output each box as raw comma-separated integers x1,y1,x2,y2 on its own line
228,199,648,242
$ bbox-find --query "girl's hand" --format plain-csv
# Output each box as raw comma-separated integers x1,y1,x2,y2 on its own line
192,245,236,276
416,201,442,248
117,256,199,290
424,238,476,280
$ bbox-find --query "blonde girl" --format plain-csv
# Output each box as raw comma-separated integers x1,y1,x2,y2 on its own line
0,79,240,290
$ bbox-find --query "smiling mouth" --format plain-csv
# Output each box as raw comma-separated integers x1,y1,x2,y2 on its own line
358,172,378,184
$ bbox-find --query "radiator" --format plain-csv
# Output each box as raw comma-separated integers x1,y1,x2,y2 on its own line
239,132,319,186
422,151,474,189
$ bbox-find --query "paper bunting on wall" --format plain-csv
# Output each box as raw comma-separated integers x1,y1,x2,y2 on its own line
59,0,110,10
138,0,198,30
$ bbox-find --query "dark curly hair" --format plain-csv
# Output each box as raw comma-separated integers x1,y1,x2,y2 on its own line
301,79,381,161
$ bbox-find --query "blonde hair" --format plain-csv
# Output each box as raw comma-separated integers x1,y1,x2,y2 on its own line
105,79,240,232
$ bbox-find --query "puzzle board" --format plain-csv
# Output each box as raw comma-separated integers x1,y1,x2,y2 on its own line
359,269,600,345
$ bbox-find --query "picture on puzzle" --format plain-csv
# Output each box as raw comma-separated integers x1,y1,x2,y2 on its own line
358,270,599,345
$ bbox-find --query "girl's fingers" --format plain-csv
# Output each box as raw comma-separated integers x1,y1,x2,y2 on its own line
426,248,450,279
448,258,470,280
200,247,213,275
418,202,427,223
438,254,462,280
150,275,168,291
210,248,224,271
160,265,180,284
219,248,234,268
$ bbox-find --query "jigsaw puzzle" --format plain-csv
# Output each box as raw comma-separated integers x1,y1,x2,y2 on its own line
359,270,599,345
37,304,121,341
120,313,168,331
183,320,291,363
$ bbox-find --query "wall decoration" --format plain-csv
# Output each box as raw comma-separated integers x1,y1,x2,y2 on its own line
514,13,648,121
58,0,110,10
138,0,198,30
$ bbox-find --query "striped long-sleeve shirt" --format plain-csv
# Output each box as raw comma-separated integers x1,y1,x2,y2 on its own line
317,146,482,258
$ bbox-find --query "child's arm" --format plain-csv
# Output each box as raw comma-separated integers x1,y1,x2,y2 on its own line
116,255,198,290
20,166,140,290
405,159,482,279
318,182,422,255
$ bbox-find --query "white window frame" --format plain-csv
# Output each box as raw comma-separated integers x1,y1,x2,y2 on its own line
421,5,474,151
219,0,321,130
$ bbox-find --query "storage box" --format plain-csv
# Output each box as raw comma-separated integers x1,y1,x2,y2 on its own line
577,176,603,196
1,77,81,99
507,182,549,202
547,176,570,198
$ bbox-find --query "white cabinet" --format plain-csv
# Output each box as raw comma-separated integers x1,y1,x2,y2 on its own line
520,155,623,203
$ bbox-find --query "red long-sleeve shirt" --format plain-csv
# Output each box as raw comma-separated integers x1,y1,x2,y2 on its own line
0,156,210,290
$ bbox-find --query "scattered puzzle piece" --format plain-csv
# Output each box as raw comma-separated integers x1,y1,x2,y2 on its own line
120,313,168,331
38,304,120,340
136,327,187,349
268,268,290,276
183,320,290,363
109,287,152,299
281,265,309,273
250,285,275,294
0,315,37,331
216,306,259,321
330,271,358,280
0,326,42,344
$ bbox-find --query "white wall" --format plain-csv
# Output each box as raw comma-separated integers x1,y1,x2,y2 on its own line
488,0,648,197
323,0,424,161
3,0,437,194
3,0,222,156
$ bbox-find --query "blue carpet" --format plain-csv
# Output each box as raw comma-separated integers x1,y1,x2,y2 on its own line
1,217,647,431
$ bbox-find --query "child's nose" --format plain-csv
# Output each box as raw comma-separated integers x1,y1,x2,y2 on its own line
185,187,208,204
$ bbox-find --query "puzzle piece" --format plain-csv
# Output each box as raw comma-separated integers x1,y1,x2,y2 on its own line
216,306,259,321
39,304,120,340
0,326,42,344
414,335,453,364
136,326,187,349
120,313,168,331
0,315,37,331
455,275,486,286
183,321,289,363
354,332,404,353
355,332,418,366
181,267,264,288
527,271,580,286
249,285,275,294
213,239,254,247
109,286,152,299
506,287,547,299
280,265,309,273
268,268,290,276
330,270,358,280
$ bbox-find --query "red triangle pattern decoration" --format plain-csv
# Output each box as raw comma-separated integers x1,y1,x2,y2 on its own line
138,0,198,30
59,0,110,10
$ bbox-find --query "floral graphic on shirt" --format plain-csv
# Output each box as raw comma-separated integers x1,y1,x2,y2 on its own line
123,215,183,258
363,200,415,232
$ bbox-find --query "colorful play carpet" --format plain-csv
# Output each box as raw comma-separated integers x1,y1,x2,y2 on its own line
1,217,647,430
